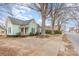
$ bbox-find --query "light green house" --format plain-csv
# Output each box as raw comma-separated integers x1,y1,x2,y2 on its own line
5,16,40,36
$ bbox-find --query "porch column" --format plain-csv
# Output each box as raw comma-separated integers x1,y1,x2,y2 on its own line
24,27,25,35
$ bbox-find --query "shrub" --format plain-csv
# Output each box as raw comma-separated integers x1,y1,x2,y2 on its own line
54,30,62,34
45,30,52,34
29,32,41,36
35,32,40,36
29,32,35,36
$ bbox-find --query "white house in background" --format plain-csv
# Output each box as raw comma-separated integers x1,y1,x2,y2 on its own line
0,25,6,36
69,27,77,32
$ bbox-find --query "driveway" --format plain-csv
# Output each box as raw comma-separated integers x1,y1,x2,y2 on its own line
66,32,79,55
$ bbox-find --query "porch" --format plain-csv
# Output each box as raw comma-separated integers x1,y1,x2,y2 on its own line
20,25,28,35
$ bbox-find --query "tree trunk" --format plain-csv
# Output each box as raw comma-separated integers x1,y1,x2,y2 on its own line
41,15,46,35
58,25,61,31
57,20,61,31
51,19,55,34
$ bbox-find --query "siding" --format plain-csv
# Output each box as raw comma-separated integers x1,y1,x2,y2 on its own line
27,20,38,35
6,19,13,35
12,25,20,35
6,18,20,35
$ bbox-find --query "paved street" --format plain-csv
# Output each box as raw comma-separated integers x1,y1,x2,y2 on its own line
66,32,79,55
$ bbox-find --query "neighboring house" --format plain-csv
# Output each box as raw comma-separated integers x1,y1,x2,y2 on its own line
45,26,52,30
69,27,77,32
0,25,6,36
76,29,79,33
5,16,40,36
54,25,59,30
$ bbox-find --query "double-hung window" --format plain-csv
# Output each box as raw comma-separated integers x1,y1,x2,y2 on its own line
8,27,11,33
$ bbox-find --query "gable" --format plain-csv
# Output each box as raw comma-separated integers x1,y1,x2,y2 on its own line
7,16,36,25
6,17,12,25
29,19,37,25
6,16,38,28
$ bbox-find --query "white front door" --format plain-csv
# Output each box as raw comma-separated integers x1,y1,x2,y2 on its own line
21,27,28,35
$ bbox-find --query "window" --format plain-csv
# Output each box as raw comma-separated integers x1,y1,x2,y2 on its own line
21,28,24,32
8,27,11,33
31,28,35,33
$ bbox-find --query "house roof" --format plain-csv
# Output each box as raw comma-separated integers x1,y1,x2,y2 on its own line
8,16,34,25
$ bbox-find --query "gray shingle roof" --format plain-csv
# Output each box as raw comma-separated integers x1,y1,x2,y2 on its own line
8,16,33,25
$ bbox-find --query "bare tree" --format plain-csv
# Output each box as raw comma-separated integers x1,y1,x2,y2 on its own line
50,3,79,32
49,3,66,33
0,3,15,16
21,3,79,34
23,3,52,35
0,3,15,36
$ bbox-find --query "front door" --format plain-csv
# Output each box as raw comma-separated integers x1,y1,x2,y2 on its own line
21,28,24,35
21,27,28,35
